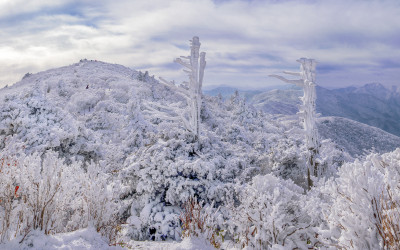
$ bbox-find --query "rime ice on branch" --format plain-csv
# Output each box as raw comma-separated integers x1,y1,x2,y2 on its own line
157,36,206,140
269,58,320,189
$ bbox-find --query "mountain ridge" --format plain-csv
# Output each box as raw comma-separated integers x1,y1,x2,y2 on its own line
214,83,400,137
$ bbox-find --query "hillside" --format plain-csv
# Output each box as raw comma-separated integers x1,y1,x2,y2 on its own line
250,88,302,115
203,84,295,101
0,59,286,168
317,116,400,157
273,114,400,157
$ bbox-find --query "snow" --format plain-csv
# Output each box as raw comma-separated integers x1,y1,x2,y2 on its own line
251,88,302,115
1,229,215,250
317,116,400,156
1,228,122,250
171,237,214,250
121,237,215,250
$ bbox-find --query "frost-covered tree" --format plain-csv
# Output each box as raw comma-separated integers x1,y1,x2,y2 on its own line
154,36,206,140
270,58,320,189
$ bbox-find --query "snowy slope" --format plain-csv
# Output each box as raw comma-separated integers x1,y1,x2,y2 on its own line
250,88,302,115
317,116,400,157
0,59,164,168
1,229,215,250
273,115,400,157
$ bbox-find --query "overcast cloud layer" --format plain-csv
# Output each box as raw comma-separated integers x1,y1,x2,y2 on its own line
0,0,399,89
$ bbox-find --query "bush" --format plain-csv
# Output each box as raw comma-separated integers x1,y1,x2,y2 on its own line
0,154,20,242
0,150,119,244
321,149,400,249
229,174,312,249
180,197,223,248
374,187,400,249
80,162,120,243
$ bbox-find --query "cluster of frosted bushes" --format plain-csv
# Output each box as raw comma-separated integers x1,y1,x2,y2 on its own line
158,149,400,249
228,174,312,249
230,149,400,249
1,124,400,249
0,149,119,244
317,149,400,249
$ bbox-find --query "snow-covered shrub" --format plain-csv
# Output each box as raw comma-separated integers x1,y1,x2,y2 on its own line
0,150,84,242
18,151,84,236
180,197,223,248
264,118,348,189
320,149,400,249
79,162,120,242
374,186,400,249
0,154,20,242
0,149,120,244
120,89,343,242
229,174,312,249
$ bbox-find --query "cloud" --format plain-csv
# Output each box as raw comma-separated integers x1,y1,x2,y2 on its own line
0,0,399,88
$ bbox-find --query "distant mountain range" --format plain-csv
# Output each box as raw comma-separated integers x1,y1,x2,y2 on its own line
203,84,295,101
316,83,400,137
206,83,400,137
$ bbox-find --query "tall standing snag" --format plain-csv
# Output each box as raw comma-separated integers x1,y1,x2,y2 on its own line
155,36,206,141
269,58,320,189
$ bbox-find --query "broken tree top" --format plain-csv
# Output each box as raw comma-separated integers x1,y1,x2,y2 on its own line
269,58,317,87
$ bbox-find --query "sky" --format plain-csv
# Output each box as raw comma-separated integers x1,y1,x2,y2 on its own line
0,0,399,90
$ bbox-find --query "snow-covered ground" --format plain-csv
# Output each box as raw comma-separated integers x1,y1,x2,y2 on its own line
1,228,220,250
1,228,120,250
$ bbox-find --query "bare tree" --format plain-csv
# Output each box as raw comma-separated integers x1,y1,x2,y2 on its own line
150,36,206,140
270,58,320,189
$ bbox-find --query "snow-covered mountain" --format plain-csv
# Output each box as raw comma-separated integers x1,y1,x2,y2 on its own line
274,114,400,157
2,61,396,168
2,60,400,249
317,83,400,137
203,84,294,101
1,60,330,242
250,88,302,115
233,83,400,137
203,86,262,101
317,116,400,157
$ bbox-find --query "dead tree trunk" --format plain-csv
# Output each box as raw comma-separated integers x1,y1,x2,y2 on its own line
270,58,320,190
155,36,206,141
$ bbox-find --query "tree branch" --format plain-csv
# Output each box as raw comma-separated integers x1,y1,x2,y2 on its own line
283,71,301,76
269,75,304,87
174,58,193,70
